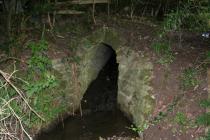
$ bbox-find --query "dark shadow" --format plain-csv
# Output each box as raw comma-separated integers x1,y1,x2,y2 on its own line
81,44,118,114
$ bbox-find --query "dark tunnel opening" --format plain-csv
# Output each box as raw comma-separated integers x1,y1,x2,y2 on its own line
36,44,138,140
81,44,119,114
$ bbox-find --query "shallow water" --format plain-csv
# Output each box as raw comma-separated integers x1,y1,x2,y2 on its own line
36,110,137,140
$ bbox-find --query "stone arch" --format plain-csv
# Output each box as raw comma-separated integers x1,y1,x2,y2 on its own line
74,28,155,128
76,28,123,99
52,27,155,129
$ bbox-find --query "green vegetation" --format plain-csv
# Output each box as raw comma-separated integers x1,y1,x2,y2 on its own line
24,73,57,97
174,112,188,126
200,99,210,108
151,41,174,66
127,123,149,134
196,100,210,126
163,0,209,32
27,39,51,73
24,40,66,125
0,0,210,139
151,41,170,54
196,112,210,126
0,39,66,139
173,111,197,132
152,95,180,124
198,51,210,69
153,111,167,124
180,67,200,90
196,100,210,140
200,131,210,140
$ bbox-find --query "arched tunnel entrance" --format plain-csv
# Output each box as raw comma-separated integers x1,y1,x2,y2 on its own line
36,44,138,140
81,44,118,114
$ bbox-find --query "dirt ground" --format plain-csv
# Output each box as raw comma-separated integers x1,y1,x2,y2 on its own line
44,16,210,140
1,15,210,140
97,16,210,140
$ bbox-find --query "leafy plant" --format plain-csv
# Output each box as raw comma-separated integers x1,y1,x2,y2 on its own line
21,39,66,129
0,69,47,140
24,73,57,97
174,112,188,126
181,67,199,90
127,123,149,134
27,39,51,73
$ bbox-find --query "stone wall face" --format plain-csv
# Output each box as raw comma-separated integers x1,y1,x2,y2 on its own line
51,27,155,128
117,47,155,126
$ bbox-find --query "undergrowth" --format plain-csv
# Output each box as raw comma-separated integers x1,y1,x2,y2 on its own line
196,99,210,140
180,67,200,90
0,39,65,139
151,41,174,66
27,39,51,73
127,123,149,134
173,112,196,132
196,112,210,126
163,0,209,32
23,39,65,127
196,99,210,126
174,112,188,126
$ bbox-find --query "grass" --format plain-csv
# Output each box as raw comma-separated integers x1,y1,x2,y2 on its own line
196,100,210,140
174,112,188,126
151,41,175,66
200,100,210,108
196,112,210,126
153,111,167,124
158,52,175,66
0,39,69,139
180,67,200,90
173,112,197,133
151,42,170,54
163,2,209,33
203,131,210,140
196,100,210,126
23,40,67,128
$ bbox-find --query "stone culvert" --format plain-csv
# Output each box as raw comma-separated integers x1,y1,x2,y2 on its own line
51,27,155,129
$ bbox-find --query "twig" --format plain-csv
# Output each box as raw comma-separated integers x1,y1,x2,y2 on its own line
48,12,53,30
0,97,33,140
0,97,19,140
92,0,96,24
0,70,45,121
52,0,57,27
0,57,27,64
